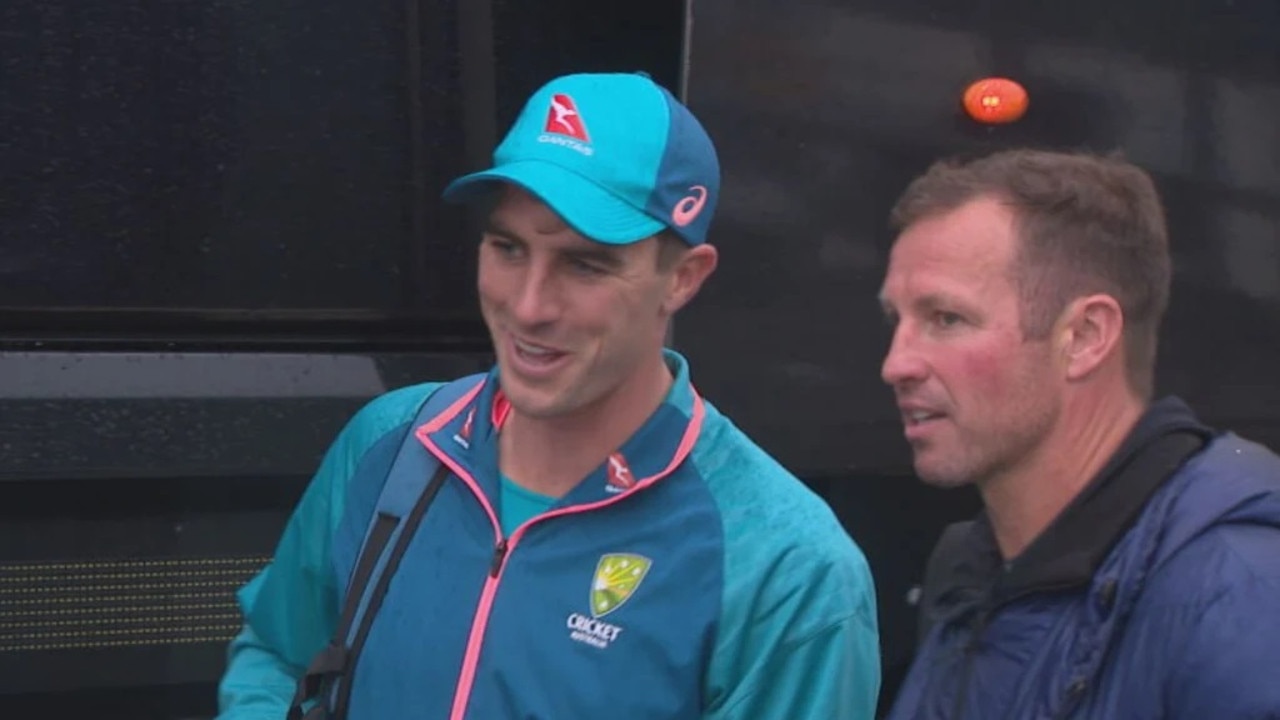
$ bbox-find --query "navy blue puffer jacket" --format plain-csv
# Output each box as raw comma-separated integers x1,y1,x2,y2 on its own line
887,399,1280,720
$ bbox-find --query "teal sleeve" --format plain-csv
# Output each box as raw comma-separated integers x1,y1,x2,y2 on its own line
706,607,880,720
700,436,882,720
216,574,316,719
214,384,439,719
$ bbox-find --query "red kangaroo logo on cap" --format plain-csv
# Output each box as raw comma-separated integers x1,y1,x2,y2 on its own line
606,452,635,491
544,94,590,143
672,185,709,227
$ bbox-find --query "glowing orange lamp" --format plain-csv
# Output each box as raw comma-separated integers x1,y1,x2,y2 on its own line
962,77,1029,124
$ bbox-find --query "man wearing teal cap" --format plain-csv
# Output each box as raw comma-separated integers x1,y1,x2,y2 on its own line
215,72,880,720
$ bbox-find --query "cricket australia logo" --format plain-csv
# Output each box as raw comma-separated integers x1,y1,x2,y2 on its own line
566,553,652,650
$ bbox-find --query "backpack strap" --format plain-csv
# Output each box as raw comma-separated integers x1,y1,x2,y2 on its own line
288,373,488,720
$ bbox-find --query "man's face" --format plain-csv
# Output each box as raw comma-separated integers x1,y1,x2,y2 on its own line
477,186,680,420
878,197,1063,489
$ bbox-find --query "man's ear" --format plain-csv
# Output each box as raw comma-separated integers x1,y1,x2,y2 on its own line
1059,293,1125,382
662,244,718,315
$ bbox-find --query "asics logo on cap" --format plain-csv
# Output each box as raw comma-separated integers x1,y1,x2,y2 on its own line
544,94,590,142
671,185,709,227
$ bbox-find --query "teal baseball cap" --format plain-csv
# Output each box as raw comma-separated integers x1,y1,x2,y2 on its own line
442,72,721,246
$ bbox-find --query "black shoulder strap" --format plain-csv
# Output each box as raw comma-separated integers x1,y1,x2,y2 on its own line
287,376,484,720
326,461,450,719
288,463,448,720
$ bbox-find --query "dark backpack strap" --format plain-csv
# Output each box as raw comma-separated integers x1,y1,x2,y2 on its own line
329,461,450,718
287,374,487,720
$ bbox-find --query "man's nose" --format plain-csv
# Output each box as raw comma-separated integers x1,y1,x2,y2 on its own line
510,265,562,326
881,323,928,387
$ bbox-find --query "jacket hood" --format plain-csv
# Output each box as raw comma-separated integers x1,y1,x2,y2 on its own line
1151,429,1280,564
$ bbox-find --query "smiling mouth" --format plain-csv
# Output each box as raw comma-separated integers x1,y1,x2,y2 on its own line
511,337,567,366
903,411,945,426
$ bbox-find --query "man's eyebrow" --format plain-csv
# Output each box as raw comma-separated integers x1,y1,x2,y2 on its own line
482,219,522,242
481,221,627,269
563,245,626,269
912,293,962,311
877,291,968,315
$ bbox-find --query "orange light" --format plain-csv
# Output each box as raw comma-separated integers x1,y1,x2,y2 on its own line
962,77,1029,125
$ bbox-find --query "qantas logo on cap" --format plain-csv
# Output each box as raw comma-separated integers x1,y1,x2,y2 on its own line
538,94,593,156
545,94,590,142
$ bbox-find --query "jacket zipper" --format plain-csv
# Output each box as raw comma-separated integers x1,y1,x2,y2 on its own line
447,486,663,720
949,572,1006,720
947,578,1090,720
421,392,706,720
446,501,514,720
490,538,509,576
948,606,990,720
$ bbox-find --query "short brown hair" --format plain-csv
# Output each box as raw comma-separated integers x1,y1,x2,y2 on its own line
655,229,690,271
889,148,1171,399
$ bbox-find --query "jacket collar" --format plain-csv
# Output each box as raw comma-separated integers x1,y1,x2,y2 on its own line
415,348,705,509
925,396,1215,615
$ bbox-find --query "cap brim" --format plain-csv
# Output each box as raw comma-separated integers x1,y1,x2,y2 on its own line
442,160,664,245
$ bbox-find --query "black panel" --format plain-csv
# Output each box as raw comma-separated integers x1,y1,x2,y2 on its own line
0,474,289,697
1,0,687,353
682,0,1280,713
490,0,686,125
0,0,473,322
0,350,493,702
0,351,494,483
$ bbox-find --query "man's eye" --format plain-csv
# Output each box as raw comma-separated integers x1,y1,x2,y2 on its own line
488,238,520,257
934,311,963,327
569,258,606,276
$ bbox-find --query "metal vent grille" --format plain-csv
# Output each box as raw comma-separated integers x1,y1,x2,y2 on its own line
0,556,268,653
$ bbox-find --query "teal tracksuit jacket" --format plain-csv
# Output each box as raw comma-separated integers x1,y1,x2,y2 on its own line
215,350,881,719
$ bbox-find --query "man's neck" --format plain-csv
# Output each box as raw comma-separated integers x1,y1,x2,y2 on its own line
498,356,674,498
982,391,1145,560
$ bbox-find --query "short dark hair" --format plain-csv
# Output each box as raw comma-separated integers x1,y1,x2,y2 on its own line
889,148,1171,399
655,230,690,271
